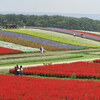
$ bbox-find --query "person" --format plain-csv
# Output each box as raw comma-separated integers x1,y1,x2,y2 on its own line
20,65,23,76
40,47,42,53
16,65,19,75
14,65,17,75
74,33,76,37
81,33,83,37
41,47,43,54
40,46,43,54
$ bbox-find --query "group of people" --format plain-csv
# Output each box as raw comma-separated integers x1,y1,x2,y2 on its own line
14,46,43,76
14,65,23,76
73,33,85,38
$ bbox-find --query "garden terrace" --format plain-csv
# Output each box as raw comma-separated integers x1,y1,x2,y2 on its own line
0,34,67,51
34,27,100,41
23,28,100,46
10,61,100,79
1,29,100,48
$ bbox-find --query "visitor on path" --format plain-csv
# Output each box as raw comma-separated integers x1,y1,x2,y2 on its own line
40,46,43,54
20,65,23,76
81,34,83,37
14,65,19,75
74,33,76,37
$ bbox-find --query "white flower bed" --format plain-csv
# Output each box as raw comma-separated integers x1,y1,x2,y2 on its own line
0,40,40,52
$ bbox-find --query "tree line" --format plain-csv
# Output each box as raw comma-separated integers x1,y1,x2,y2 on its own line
0,14,100,31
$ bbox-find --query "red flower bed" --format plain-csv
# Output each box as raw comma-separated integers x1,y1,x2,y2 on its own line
1,74,100,100
64,29,100,37
93,59,100,63
0,46,23,54
10,61,100,79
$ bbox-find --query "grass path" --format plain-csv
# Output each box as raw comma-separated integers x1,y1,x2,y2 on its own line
0,57,99,70
0,48,100,69
0,48,100,59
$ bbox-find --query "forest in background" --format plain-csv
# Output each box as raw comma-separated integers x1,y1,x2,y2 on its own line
0,14,100,32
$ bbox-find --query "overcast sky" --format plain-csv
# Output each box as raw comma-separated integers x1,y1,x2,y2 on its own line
0,0,100,14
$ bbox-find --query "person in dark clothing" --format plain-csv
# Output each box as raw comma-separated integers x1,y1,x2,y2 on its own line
20,65,23,76
14,66,17,75
40,47,42,53
40,46,43,54
81,34,83,37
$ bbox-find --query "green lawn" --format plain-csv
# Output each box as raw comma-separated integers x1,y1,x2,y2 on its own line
0,50,99,67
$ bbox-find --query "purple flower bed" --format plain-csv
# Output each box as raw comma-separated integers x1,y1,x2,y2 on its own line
0,30,87,49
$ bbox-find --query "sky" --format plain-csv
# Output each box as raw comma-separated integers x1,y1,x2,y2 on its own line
0,0,100,14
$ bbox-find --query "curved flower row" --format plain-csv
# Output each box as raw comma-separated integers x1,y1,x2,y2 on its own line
0,30,81,49
10,61,100,79
0,40,40,53
33,27,100,41
72,30,100,37
23,28,100,46
0,46,23,54
1,29,95,48
1,74,100,99
0,34,67,51
79,30,100,35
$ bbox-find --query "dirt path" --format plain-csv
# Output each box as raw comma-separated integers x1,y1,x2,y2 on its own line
0,57,99,70
0,48,100,59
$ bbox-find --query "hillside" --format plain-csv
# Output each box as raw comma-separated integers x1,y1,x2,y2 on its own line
0,27,99,66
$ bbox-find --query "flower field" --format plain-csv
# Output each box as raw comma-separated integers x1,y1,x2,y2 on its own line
0,40,40,53
0,30,88,49
35,27,100,41
78,30,100,35
10,61,100,79
1,27,100,100
0,34,67,51
1,74,100,100
0,46,23,54
23,28,100,46
2,29,100,48
73,30,100,37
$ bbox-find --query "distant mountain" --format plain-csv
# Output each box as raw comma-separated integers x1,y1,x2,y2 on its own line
0,12,100,20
